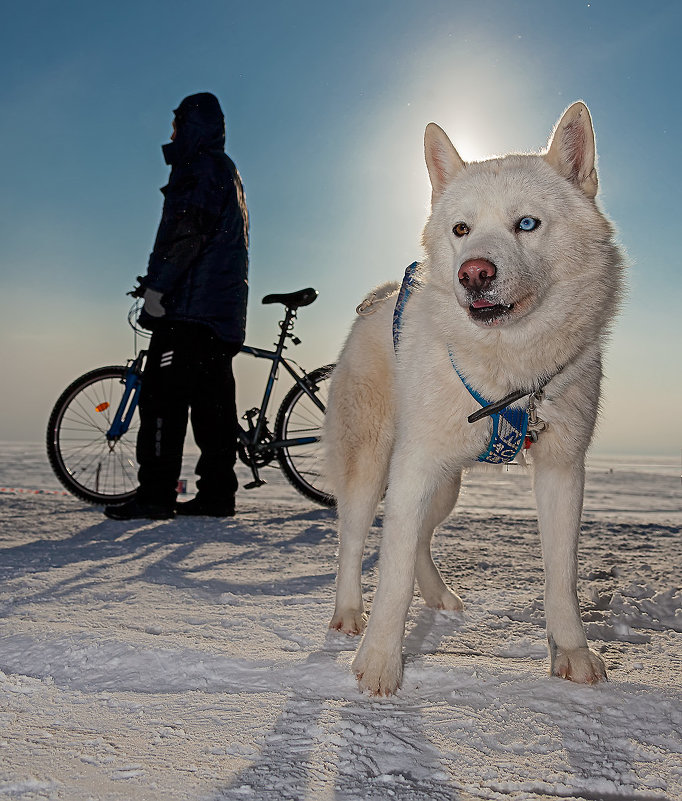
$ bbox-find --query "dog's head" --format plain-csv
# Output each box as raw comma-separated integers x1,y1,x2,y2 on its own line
422,103,619,333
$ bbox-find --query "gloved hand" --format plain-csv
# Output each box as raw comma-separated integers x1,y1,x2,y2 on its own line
142,288,166,318
128,278,146,298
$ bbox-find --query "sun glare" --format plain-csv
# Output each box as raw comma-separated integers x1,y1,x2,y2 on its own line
446,130,499,163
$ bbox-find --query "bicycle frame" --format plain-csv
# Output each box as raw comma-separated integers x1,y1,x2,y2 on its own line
239,305,325,443
105,305,326,486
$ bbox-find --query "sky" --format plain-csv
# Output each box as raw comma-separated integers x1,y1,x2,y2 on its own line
1,0,680,456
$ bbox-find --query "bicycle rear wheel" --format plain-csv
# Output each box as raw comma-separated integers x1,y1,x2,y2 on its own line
46,366,139,505
274,364,335,507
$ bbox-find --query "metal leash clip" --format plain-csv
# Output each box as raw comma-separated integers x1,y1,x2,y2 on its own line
526,389,548,442
356,292,378,316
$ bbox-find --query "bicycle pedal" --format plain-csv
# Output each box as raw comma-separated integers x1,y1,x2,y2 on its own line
244,479,267,490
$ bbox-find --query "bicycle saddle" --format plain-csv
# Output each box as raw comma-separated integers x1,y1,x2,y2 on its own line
262,288,318,309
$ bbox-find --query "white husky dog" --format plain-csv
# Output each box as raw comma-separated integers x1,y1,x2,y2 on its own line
325,102,625,695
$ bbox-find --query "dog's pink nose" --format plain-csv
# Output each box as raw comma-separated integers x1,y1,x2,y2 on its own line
458,258,496,291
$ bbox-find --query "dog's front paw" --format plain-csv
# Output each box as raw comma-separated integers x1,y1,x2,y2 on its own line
352,641,403,696
551,646,607,684
329,607,366,636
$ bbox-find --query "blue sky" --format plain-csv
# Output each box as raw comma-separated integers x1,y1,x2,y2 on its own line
1,0,680,455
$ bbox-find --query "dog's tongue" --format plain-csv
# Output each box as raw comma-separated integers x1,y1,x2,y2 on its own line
471,298,497,309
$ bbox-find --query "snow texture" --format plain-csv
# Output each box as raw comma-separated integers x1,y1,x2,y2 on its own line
0,443,680,800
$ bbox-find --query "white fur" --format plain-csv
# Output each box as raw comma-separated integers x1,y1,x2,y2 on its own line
325,103,625,695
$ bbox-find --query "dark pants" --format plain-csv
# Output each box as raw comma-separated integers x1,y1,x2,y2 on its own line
136,321,241,506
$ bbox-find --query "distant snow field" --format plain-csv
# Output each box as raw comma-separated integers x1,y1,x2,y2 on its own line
0,443,680,801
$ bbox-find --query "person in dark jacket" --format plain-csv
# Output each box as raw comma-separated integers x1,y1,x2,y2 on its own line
105,92,249,520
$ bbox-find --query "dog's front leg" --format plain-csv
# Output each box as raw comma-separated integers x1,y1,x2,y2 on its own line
352,449,436,695
534,460,606,684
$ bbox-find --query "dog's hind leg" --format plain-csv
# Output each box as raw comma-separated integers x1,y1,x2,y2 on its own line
415,472,464,611
329,476,387,635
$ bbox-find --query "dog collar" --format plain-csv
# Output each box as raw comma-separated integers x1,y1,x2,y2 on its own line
393,262,541,464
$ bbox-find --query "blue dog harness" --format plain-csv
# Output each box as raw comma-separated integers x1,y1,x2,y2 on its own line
392,262,530,465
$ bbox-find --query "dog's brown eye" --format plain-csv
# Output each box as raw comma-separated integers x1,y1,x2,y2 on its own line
453,222,470,237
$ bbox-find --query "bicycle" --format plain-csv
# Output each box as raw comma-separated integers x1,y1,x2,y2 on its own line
46,288,336,507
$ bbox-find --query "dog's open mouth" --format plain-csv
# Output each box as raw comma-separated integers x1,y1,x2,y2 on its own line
468,298,515,324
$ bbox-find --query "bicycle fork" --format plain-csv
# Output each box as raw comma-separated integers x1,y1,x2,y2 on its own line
106,351,146,445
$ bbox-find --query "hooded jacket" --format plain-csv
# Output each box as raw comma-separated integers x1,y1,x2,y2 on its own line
139,93,249,343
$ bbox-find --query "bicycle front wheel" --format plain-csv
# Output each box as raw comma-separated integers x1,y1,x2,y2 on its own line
275,364,335,507
46,366,139,505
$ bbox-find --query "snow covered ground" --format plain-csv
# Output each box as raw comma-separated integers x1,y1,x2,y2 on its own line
0,442,680,800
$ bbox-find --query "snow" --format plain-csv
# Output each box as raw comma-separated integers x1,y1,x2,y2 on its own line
0,442,680,800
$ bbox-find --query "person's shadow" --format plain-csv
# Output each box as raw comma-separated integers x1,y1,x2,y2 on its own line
0,504,343,608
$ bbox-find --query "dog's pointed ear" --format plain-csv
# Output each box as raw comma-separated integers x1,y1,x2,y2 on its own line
545,102,598,199
424,123,466,204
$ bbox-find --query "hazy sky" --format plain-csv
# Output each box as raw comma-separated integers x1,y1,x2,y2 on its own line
1,0,680,456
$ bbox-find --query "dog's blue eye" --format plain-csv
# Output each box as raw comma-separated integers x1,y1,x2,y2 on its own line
517,216,540,232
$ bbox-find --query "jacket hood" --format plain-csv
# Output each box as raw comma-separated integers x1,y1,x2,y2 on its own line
162,92,225,166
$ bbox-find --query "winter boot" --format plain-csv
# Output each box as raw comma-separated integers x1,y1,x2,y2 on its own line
175,495,235,517
104,496,175,520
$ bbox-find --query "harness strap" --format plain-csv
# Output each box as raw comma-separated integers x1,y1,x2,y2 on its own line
392,261,421,351
392,262,529,464
447,349,529,464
